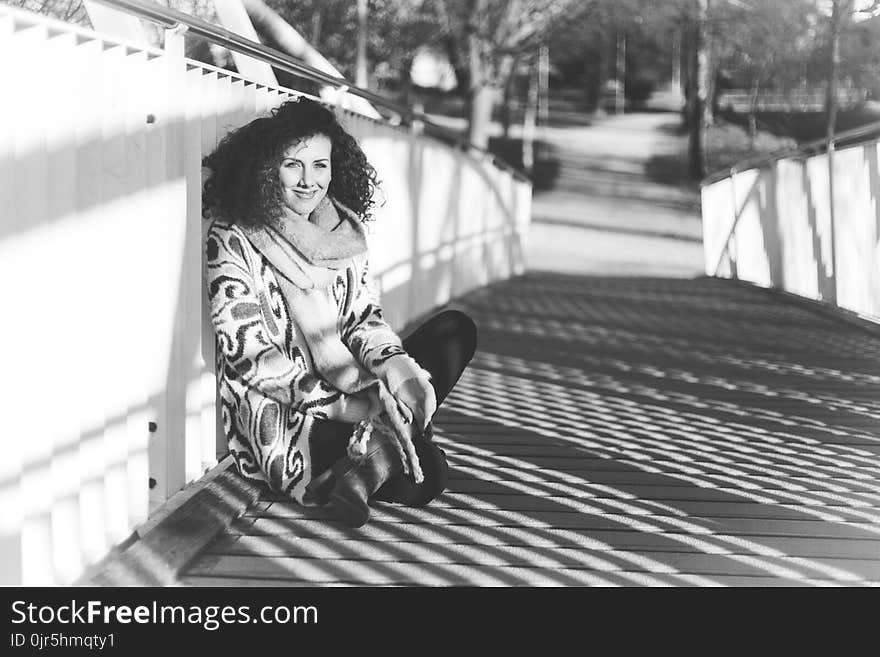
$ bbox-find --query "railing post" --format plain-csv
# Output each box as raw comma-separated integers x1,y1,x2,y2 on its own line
164,22,186,58
711,166,742,278
728,167,738,280
154,21,190,503
826,136,838,305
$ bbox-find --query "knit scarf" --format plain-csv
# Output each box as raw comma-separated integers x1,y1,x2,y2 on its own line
241,196,376,394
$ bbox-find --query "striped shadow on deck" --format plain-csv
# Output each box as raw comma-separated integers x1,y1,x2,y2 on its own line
182,273,880,586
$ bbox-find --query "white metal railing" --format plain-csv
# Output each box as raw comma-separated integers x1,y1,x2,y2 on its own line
701,124,880,322
88,0,528,181
0,3,531,585
716,88,867,113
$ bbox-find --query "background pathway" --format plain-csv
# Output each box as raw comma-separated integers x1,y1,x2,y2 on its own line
529,103,704,277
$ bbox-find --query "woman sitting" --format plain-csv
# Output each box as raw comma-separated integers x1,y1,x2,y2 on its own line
203,97,476,527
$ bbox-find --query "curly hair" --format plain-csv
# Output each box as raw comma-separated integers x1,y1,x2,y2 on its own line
202,97,380,224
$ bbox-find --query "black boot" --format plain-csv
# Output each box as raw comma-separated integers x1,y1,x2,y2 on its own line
327,431,403,528
374,427,449,507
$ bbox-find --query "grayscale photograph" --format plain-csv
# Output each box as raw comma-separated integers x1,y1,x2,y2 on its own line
1,0,879,591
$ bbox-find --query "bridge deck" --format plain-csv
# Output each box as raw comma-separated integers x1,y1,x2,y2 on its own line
182,273,880,586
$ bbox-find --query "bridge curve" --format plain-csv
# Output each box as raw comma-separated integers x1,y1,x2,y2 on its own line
3,1,878,587
182,273,880,586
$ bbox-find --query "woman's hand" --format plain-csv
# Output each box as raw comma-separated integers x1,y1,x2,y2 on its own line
372,382,424,483
374,355,436,432
392,375,437,432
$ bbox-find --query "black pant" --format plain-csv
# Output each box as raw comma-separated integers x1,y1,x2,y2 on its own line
309,309,477,480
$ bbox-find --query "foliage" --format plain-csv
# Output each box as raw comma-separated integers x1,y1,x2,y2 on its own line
11,0,880,131
711,0,880,98
547,0,686,110
711,0,818,92
839,11,880,97
4,0,90,25
260,0,435,86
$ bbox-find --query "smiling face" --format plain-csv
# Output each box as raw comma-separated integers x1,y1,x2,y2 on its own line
278,134,332,218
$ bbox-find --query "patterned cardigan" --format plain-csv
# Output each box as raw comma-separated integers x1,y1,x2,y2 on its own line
205,219,407,504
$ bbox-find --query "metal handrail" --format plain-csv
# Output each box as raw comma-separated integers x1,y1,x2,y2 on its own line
86,0,529,181
702,119,880,186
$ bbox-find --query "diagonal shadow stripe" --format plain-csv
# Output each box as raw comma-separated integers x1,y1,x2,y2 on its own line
183,274,880,586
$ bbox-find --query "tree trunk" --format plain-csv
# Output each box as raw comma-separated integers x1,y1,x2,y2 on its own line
501,62,518,139
435,0,469,93
672,29,682,94
538,45,550,129
466,0,492,149
441,36,470,94
523,61,538,173
748,77,760,149
747,61,768,150
310,8,322,48
825,0,849,143
701,9,714,127
687,0,708,180
469,84,496,150
615,31,626,115
355,0,368,88
400,56,415,108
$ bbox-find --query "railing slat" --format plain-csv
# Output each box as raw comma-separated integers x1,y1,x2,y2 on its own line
143,40,177,511
72,35,112,569
197,68,221,469
98,43,133,558
11,22,54,586
121,48,151,534
183,64,206,484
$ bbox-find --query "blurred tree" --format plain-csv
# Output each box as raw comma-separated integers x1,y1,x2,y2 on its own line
455,0,582,147
368,0,437,99
259,0,434,96
548,0,683,112
825,0,855,141
713,0,818,145
823,0,880,139
5,0,90,25
688,0,708,178
843,10,880,98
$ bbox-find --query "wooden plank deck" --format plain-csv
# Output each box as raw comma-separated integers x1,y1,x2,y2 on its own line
182,273,880,586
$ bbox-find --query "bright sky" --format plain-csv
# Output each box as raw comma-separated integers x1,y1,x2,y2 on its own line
729,0,877,20
814,0,880,20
